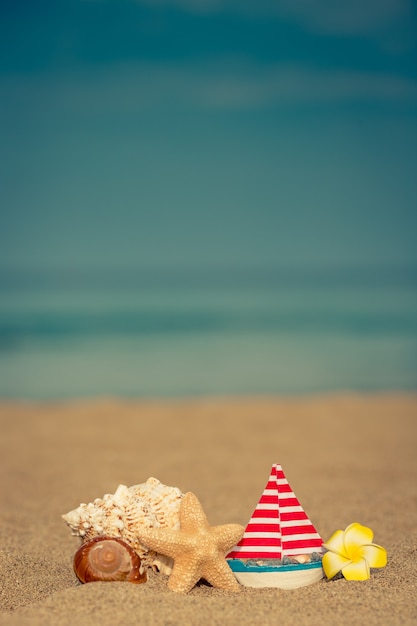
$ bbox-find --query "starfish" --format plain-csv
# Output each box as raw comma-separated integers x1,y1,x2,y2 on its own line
137,491,244,593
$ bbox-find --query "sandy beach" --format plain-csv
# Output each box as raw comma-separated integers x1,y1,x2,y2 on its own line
0,393,416,625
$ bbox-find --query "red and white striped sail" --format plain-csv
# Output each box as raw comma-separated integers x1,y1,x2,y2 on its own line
228,464,323,560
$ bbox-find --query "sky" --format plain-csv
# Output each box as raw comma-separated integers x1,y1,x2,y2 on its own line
1,0,416,278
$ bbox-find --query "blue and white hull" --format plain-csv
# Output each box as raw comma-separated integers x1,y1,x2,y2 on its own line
228,559,324,589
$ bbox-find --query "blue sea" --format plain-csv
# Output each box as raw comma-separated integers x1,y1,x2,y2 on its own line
0,268,416,399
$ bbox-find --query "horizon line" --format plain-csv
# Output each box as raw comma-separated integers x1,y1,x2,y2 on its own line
0,263,416,289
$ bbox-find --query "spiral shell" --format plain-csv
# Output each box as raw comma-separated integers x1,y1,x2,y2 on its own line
73,536,147,584
62,477,183,573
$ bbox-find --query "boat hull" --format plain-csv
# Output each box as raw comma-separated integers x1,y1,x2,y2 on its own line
228,560,324,589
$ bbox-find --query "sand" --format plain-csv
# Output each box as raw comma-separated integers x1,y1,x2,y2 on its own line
0,394,416,625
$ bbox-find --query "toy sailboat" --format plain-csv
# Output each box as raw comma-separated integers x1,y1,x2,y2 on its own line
227,463,324,589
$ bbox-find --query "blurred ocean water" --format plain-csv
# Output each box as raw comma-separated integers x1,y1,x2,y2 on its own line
0,269,416,398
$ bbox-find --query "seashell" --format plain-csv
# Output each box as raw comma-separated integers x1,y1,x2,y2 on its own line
293,554,310,564
62,477,183,573
73,536,147,584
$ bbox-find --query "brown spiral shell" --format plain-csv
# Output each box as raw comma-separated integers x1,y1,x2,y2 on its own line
73,536,147,584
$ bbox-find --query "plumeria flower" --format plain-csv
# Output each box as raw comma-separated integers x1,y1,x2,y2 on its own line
322,522,387,581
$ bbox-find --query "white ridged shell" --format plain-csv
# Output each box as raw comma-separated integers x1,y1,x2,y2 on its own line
62,477,183,573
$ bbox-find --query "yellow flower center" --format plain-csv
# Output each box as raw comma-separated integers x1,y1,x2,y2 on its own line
349,546,363,562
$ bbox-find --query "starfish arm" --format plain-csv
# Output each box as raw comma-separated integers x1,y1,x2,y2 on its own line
212,524,245,553
360,543,387,569
142,491,245,593
179,492,210,531
342,557,370,581
167,557,202,594
137,527,192,559
202,558,241,592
